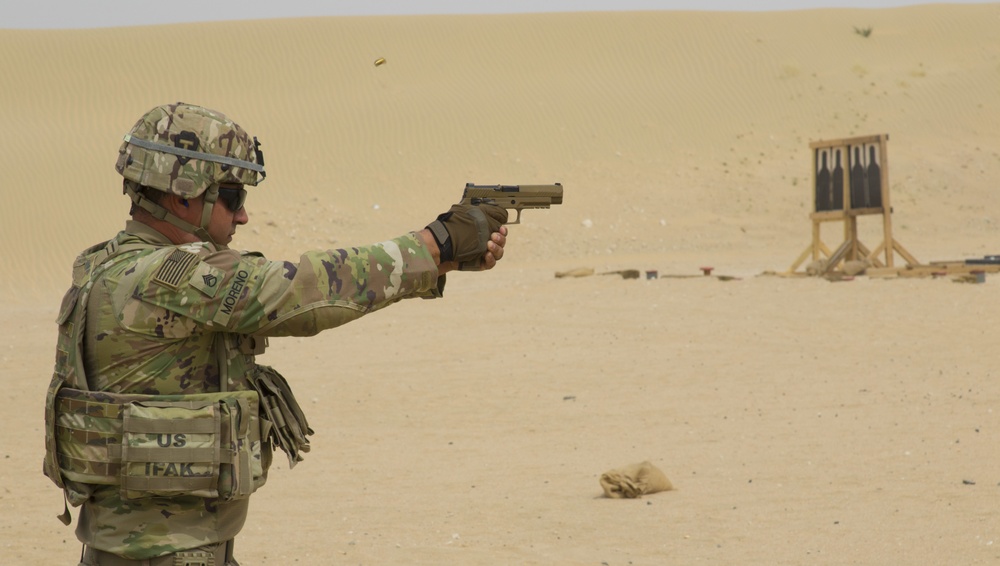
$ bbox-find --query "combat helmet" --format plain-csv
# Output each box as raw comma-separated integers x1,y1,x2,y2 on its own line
116,102,266,245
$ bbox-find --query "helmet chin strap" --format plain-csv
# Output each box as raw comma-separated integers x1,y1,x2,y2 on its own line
194,188,220,246
124,181,222,247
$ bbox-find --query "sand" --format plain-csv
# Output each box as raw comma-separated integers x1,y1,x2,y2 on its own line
2,5,1000,564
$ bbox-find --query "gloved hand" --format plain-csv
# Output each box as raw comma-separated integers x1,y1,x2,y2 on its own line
426,204,508,270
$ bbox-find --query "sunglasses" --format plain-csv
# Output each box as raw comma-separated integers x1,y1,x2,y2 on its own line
216,185,248,212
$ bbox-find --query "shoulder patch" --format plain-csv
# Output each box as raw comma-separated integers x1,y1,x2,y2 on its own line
189,262,225,297
152,249,200,289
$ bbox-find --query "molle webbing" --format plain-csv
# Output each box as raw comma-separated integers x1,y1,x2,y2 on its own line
53,388,265,501
54,395,125,482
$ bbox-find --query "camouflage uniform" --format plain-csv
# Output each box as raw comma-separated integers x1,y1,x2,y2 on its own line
69,221,441,559
43,103,444,563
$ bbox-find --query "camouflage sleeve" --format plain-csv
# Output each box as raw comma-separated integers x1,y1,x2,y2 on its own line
125,232,442,337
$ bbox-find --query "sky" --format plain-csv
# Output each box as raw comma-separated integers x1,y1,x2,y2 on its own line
1,0,994,29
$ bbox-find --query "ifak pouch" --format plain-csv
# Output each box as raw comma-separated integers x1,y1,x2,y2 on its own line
52,388,267,502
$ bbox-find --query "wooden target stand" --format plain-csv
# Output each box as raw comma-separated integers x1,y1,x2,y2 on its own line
788,134,919,275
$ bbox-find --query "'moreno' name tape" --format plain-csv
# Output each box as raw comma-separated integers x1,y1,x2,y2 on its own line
213,266,254,326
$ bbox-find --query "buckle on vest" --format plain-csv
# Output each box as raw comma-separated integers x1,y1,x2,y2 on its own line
173,551,214,566
238,335,268,355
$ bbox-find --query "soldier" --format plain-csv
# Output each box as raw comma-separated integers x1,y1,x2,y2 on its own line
43,102,508,565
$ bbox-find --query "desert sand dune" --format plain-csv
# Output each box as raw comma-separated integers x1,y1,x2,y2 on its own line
3,6,999,564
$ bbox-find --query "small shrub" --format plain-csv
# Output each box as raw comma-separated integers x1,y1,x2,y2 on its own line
854,26,873,38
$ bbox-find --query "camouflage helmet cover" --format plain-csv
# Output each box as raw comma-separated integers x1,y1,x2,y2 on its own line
115,102,265,198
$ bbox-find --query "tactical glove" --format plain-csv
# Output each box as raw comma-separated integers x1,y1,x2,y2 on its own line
426,204,508,270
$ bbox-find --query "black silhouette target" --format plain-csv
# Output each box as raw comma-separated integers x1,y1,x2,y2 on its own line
812,136,885,213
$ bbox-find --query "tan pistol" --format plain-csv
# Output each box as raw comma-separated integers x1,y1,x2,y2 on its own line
461,183,563,225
